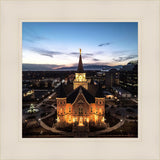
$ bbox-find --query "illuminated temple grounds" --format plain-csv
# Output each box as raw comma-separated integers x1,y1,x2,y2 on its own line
56,49,105,128
22,49,138,138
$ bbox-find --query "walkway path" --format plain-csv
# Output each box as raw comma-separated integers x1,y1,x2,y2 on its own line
94,119,125,135
131,98,138,104
38,119,64,134
40,110,56,120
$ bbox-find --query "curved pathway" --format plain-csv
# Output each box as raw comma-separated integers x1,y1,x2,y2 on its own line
94,119,125,135
38,119,64,134
40,110,56,120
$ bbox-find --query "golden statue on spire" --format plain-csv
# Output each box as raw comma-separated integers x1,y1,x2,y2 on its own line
80,48,81,55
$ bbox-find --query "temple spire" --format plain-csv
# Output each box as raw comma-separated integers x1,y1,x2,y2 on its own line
77,48,84,73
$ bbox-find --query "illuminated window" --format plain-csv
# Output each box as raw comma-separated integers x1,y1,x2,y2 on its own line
64,108,65,114
69,106,71,112
69,116,71,121
99,108,102,114
79,75,82,81
96,107,98,113
79,107,83,114
95,115,98,121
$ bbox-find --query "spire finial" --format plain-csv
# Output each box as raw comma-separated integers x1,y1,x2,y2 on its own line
80,48,81,55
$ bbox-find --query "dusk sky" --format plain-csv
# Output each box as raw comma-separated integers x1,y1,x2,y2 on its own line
22,22,138,69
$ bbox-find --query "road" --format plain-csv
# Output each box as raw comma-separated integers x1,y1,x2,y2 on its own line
35,92,56,108
35,82,60,108
40,110,56,120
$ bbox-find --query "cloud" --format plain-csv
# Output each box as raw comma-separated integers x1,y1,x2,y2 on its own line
69,51,104,56
31,47,64,57
98,42,111,47
112,50,131,54
70,52,79,55
22,63,63,71
113,55,138,62
70,52,93,56
86,53,94,56
92,58,101,62
69,52,94,59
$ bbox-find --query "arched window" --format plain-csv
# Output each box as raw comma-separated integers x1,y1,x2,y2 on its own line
75,108,77,114
99,108,102,114
96,107,98,113
64,108,65,114
79,107,83,114
69,106,71,112
81,108,83,114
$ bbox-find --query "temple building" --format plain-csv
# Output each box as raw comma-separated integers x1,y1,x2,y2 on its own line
56,49,105,127
73,49,88,90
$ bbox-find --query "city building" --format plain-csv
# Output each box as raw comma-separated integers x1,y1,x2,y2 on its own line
56,49,105,126
105,69,120,88
119,63,138,95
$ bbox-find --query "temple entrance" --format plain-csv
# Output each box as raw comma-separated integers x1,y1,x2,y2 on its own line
78,116,84,126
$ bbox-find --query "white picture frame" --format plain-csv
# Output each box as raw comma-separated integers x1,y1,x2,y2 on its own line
0,0,159,160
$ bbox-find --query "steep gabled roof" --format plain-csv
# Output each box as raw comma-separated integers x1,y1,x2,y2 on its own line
67,86,95,103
